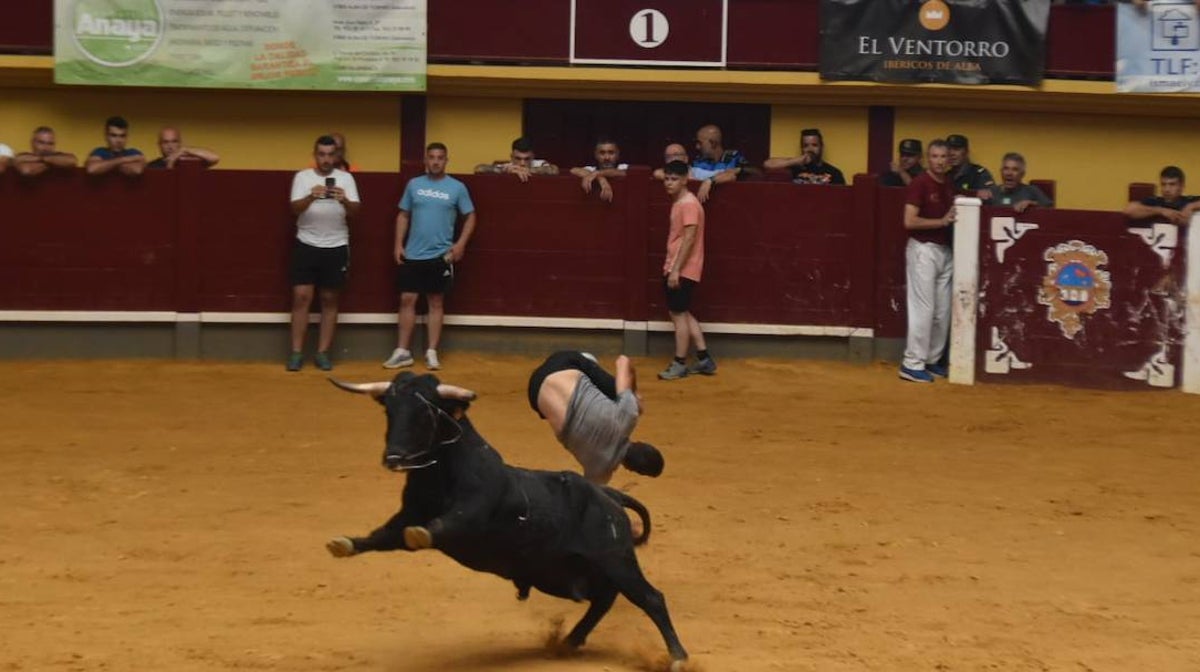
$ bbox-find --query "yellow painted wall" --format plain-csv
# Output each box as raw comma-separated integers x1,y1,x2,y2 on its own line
769,105,869,178
896,108,1200,211
0,86,401,171
423,96,523,171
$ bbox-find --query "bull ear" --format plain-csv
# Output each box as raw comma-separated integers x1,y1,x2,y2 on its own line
328,378,390,399
436,384,477,401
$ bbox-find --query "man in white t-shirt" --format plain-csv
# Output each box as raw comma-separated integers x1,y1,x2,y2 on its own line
286,135,361,372
0,142,13,174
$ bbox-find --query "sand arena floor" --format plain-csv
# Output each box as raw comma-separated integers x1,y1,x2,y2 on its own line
2,355,1199,671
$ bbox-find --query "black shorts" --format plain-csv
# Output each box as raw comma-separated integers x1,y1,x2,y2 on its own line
289,241,349,290
527,351,617,416
663,276,698,314
395,256,454,295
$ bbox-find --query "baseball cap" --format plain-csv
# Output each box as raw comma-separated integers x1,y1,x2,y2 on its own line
898,138,922,156
946,134,969,149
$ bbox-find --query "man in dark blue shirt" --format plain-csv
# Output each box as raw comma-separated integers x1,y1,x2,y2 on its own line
85,116,145,176
1123,165,1200,226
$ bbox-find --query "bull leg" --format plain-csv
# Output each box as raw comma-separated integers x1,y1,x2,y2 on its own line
604,558,688,664
328,511,423,557
563,585,618,649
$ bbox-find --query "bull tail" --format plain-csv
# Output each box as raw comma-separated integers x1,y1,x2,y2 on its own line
604,488,651,546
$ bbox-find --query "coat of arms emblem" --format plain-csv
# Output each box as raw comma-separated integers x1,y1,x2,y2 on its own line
1036,240,1112,339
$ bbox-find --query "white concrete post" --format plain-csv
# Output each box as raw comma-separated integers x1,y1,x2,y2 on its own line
1183,212,1200,394
950,197,982,385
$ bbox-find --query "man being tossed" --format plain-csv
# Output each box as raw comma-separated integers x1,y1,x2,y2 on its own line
528,351,664,485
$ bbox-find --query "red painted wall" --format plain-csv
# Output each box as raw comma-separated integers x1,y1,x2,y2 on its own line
0,167,891,330
3,1,1116,79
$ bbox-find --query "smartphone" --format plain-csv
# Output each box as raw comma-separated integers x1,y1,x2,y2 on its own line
324,176,336,198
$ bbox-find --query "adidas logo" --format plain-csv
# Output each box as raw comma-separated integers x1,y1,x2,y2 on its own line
417,188,451,200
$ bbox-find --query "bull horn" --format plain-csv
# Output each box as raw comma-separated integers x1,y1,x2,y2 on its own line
436,384,477,401
328,378,390,398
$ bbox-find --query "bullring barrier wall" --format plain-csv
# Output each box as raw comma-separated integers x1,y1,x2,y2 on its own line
2,165,1195,392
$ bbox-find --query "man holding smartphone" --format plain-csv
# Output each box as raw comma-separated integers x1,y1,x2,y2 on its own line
286,135,361,372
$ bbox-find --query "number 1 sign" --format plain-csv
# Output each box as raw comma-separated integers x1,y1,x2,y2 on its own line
570,0,727,67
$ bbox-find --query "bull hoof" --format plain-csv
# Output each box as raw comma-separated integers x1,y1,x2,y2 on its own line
668,658,689,672
326,537,355,558
404,526,433,550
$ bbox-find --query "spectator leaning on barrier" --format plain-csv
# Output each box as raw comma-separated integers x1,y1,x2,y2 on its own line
329,132,355,172
85,116,145,176
880,138,925,187
0,140,12,174
384,142,477,372
474,136,559,182
652,142,692,181
764,128,846,185
1123,165,1200,226
945,134,994,200
569,137,628,203
899,139,957,384
146,127,220,169
690,124,748,203
285,135,361,372
13,126,78,177
658,160,716,381
993,152,1053,212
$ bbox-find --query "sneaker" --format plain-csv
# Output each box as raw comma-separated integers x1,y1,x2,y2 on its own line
285,351,303,372
383,347,414,369
658,360,689,380
314,352,333,371
687,357,718,375
898,366,934,383
926,363,949,378
425,349,441,370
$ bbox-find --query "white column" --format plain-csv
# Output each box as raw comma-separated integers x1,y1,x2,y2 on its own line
1183,212,1200,394
950,197,982,385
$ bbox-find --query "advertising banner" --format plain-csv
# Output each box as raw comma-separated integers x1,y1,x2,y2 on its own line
1117,0,1200,92
820,0,1050,85
54,0,426,91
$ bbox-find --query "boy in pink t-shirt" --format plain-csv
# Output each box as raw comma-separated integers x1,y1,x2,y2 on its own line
659,161,716,380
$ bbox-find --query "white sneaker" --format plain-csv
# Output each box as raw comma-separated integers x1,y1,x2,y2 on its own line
383,347,414,369
425,349,441,370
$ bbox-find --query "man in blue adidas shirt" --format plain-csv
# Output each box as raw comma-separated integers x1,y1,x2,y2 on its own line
384,142,477,371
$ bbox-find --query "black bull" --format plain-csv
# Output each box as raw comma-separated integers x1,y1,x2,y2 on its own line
325,373,689,668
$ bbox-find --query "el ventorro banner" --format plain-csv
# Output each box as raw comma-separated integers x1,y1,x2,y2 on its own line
820,0,1049,85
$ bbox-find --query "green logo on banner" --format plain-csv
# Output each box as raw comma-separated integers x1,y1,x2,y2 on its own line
71,0,165,67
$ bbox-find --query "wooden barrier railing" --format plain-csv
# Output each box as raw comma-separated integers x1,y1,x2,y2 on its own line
3,166,1193,392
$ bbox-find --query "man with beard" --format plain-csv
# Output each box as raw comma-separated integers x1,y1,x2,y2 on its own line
880,138,924,187
569,137,628,202
286,135,361,371
764,128,846,185
945,134,994,200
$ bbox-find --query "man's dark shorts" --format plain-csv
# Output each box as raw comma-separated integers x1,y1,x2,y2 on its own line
289,241,349,290
395,256,453,295
663,276,698,314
